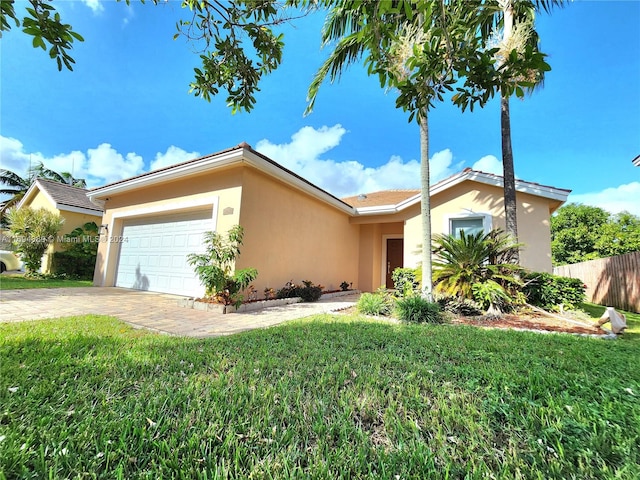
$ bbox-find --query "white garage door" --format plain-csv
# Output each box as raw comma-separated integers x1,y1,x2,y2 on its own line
115,210,213,297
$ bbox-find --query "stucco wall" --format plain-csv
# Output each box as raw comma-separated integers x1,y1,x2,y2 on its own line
237,167,360,293
402,181,555,273
93,167,243,287
23,189,102,273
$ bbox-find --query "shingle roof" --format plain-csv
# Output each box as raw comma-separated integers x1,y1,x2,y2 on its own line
35,178,103,213
341,189,420,208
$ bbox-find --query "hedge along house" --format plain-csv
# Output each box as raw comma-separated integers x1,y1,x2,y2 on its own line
88,143,570,297
17,178,104,273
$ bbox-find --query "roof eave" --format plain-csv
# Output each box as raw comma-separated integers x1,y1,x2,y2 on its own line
88,149,245,201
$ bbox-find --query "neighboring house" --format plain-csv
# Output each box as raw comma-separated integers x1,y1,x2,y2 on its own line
18,178,104,273
89,143,570,297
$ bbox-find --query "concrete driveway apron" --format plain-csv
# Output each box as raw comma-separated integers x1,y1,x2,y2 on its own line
0,287,359,337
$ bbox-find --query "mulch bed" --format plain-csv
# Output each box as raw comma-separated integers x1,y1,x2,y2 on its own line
451,313,607,335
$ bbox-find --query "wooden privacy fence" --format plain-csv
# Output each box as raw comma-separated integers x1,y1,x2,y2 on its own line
553,251,640,313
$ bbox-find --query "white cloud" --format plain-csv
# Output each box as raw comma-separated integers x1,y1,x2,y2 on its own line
86,143,144,184
472,155,503,175
0,135,144,189
150,146,201,171
81,0,104,14
569,182,640,216
255,125,461,197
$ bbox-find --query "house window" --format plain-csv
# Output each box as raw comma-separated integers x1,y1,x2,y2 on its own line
445,212,492,238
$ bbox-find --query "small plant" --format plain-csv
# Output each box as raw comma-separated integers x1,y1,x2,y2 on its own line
187,225,258,307
276,280,299,299
357,292,394,316
392,268,420,297
298,280,323,302
263,287,275,300
247,285,258,301
395,296,443,324
472,280,512,316
340,281,352,291
276,280,323,302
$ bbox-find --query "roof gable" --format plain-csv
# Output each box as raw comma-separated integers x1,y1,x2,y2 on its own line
348,168,571,216
89,143,354,214
20,178,103,215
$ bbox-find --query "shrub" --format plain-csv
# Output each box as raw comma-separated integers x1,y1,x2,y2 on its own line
340,281,352,291
298,280,323,302
472,280,512,315
187,225,258,307
436,295,483,317
357,292,394,316
395,296,443,324
51,222,99,279
6,206,64,273
276,280,323,302
523,272,586,311
391,268,420,296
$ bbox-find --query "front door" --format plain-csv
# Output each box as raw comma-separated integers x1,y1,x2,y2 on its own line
385,238,404,289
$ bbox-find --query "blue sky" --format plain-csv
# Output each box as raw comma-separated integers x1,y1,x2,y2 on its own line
1,0,639,214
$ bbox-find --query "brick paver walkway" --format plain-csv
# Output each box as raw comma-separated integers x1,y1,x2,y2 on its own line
0,287,360,337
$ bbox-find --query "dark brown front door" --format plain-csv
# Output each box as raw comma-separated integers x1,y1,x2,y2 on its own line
385,238,403,289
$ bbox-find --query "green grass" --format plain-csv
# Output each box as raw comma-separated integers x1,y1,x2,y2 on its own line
1,315,639,479
580,302,640,342
0,274,93,290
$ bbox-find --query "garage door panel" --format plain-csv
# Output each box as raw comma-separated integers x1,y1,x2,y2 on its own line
115,210,212,297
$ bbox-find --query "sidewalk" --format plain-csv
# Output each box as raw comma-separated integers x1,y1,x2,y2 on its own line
0,287,360,337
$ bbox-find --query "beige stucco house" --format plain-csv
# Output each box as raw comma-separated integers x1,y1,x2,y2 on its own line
18,178,104,273
88,143,570,297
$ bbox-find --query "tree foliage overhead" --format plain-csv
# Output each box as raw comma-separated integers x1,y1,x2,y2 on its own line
551,204,640,265
0,0,84,71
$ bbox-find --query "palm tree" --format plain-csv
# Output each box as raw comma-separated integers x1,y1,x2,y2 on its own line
481,1,565,261
305,1,482,299
0,162,87,224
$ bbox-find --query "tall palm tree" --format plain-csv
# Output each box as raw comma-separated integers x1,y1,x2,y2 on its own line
483,0,565,261
306,1,481,299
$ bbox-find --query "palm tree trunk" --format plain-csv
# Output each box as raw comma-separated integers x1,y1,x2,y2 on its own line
419,110,433,300
501,94,519,256
501,0,520,263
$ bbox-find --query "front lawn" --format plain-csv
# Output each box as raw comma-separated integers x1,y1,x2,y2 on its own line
1,315,638,479
0,274,93,290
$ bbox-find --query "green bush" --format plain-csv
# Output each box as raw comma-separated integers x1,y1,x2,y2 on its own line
436,295,483,316
187,225,258,307
51,222,99,280
395,296,443,324
523,272,586,311
357,292,394,316
391,267,420,296
51,251,95,279
276,280,323,302
472,280,513,315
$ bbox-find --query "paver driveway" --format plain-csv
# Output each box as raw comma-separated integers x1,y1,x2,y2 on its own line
0,287,360,337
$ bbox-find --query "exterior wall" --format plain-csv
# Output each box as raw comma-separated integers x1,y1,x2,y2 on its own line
93,167,243,287
22,190,101,273
403,181,555,273
237,167,360,293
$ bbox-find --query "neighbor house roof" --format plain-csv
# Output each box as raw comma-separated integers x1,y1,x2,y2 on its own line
19,178,103,216
348,168,571,216
88,142,355,214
